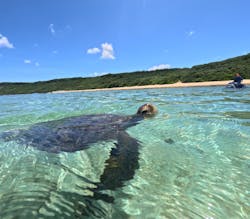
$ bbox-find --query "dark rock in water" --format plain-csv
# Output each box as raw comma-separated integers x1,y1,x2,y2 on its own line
165,138,174,144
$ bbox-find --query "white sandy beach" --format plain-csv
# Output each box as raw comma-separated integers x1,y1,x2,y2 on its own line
51,79,250,94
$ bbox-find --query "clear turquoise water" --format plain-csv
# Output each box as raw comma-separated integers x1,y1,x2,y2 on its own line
0,86,249,219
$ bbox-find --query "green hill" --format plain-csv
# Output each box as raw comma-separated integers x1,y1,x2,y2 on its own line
1,53,250,95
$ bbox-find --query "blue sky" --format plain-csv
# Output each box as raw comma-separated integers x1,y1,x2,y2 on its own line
0,0,249,82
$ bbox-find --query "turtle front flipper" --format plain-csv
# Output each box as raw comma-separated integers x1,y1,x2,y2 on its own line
97,131,140,191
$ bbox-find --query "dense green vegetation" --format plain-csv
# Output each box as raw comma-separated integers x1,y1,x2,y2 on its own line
1,53,250,95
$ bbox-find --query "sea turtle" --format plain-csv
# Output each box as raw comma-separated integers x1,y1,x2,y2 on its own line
1,103,157,196
2,103,157,153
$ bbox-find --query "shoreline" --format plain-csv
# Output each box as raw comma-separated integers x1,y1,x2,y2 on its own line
51,79,250,94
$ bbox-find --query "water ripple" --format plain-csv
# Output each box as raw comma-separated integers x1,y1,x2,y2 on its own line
0,86,249,218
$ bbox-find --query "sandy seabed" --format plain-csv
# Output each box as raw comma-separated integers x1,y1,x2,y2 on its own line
51,79,250,94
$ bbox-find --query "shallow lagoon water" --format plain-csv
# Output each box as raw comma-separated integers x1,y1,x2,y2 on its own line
0,86,249,218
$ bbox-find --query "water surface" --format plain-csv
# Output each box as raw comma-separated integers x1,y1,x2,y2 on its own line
0,86,249,218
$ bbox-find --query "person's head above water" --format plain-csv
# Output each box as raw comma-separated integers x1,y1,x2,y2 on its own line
136,103,158,117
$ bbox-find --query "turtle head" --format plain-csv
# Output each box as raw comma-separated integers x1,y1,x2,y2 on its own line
136,103,157,118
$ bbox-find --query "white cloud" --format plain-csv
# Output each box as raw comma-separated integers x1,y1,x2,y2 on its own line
49,24,56,35
24,59,32,64
24,60,40,67
87,42,115,60
87,47,101,54
101,43,115,59
48,24,72,37
242,51,248,55
92,72,108,77
187,30,195,37
148,64,171,71
0,34,14,49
